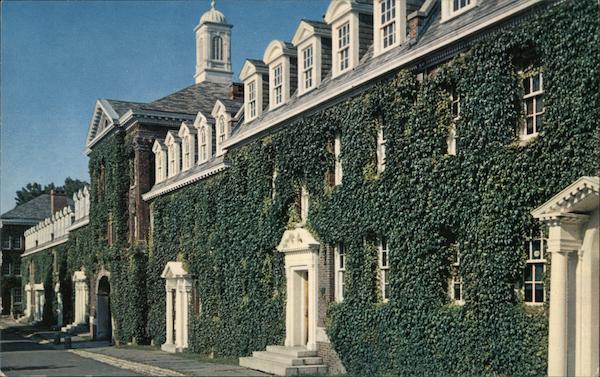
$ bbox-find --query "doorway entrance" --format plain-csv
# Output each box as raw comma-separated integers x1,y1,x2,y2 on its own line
96,276,112,341
277,227,320,351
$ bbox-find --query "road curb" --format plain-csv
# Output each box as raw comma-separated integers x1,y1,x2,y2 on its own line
68,349,185,376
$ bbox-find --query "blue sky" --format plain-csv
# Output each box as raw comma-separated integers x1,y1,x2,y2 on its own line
1,0,329,213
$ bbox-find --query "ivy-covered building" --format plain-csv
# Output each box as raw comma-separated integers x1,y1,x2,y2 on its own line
21,0,599,376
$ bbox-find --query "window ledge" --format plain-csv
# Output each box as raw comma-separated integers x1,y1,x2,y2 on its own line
517,132,540,147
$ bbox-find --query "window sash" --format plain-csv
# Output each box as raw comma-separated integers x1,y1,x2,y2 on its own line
453,0,471,12
335,243,346,301
338,23,350,71
379,237,390,301
303,47,313,90
248,81,257,118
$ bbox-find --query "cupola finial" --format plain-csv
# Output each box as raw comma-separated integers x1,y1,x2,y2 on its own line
211,0,216,9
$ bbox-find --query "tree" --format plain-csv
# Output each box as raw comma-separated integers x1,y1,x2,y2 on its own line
14,177,88,206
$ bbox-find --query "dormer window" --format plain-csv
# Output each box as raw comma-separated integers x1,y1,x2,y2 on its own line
248,81,257,118
194,114,214,164
152,140,168,184
211,35,223,61
292,20,331,96
178,122,197,171
200,130,209,161
374,0,404,54
325,0,373,78
442,0,477,21
338,22,351,72
241,60,269,122
273,64,283,105
165,132,181,177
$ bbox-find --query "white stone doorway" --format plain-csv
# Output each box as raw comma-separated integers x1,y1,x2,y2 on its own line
532,176,599,377
96,275,112,341
277,227,320,351
161,261,192,353
73,269,89,327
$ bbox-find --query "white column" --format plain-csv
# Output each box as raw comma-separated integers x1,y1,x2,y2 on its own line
284,266,292,347
183,280,191,349
307,255,318,351
175,281,182,349
25,284,32,318
165,287,173,345
74,285,80,323
545,214,586,377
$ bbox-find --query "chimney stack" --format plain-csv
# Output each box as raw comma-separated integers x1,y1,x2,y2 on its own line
50,190,68,214
229,82,244,100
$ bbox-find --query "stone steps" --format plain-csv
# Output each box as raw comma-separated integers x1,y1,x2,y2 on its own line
240,345,327,376
60,322,87,335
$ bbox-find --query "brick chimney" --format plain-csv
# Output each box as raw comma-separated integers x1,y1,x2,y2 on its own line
50,190,68,214
229,82,244,100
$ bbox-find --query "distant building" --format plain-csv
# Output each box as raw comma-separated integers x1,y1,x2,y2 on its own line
0,191,69,317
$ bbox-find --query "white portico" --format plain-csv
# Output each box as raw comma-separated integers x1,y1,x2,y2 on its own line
161,261,192,353
277,227,320,351
24,283,45,322
532,176,599,377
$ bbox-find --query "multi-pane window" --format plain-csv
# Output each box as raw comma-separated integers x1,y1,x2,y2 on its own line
273,64,283,105
211,36,223,61
447,89,460,156
169,146,175,176
156,152,163,182
217,117,226,146
524,232,547,304
2,261,10,276
335,243,346,301
200,129,208,162
302,46,313,90
522,70,544,137
380,0,396,49
379,237,390,302
12,236,21,249
13,258,20,276
334,133,342,185
453,0,471,12
248,81,257,118
13,287,22,304
338,22,350,72
183,137,190,169
1,237,10,249
450,247,463,304
377,121,386,173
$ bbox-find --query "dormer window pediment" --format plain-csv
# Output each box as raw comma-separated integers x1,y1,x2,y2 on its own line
178,122,198,172
152,140,168,184
193,112,216,163
211,100,235,156
165,131,182,178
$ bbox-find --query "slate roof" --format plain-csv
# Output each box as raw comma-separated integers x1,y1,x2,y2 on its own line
219,97,244,114
105,82,233,120
1,194,74,222
229,0,532,144
301,19,330,34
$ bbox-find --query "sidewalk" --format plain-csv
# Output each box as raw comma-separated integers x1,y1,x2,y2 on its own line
1,317,268,377
76,346,269,377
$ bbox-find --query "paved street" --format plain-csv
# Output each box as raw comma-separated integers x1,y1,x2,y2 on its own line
0,324,141,376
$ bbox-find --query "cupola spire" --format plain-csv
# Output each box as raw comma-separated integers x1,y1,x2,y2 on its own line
194,0,233,84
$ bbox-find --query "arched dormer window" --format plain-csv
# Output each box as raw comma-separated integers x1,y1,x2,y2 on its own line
211,35,223,61
178,122,197,171
217,116,227,154
165,132,181,177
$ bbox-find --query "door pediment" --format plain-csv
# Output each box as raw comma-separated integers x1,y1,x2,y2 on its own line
277,227,320,254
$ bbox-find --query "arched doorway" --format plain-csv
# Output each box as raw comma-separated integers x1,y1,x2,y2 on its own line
96,275,112,341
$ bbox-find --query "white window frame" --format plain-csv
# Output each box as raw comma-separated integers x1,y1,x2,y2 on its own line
302,46,314,91
520,68,544,141
248,80,257,119
338,22,351,73
524,231,547,305
447,89,460,156
376,122,386,173
217,116,227,155
442,0,477,22
380,0,396,49
199,126,210,163
273,64,283,106
378,237,390,302
334,243,346,302
334,133,343,186
449,247,464,305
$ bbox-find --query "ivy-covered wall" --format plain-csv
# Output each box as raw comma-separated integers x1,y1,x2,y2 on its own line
147,1,598,375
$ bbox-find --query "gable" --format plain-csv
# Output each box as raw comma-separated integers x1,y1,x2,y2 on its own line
532,176,599,218
292,21,316,46
85,99,121,152
161,261,189,279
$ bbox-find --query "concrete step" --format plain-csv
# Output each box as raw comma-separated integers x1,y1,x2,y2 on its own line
252,351,323,366
240,356,327,377
265,345,318,358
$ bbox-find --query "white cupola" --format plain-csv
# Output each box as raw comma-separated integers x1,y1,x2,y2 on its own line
194,0,233,84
